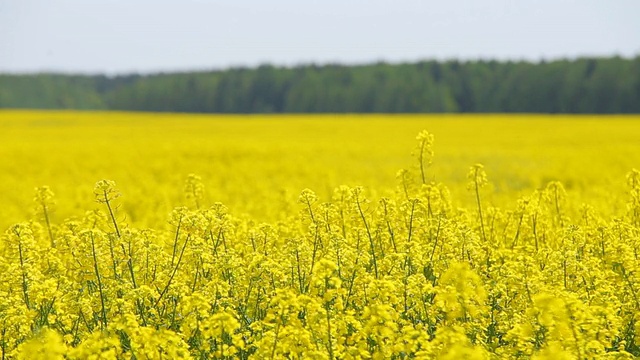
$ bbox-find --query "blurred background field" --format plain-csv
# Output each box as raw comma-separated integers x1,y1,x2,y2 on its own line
1,110,638,230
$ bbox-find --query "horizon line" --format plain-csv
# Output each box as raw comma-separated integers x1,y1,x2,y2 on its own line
1,53,638,78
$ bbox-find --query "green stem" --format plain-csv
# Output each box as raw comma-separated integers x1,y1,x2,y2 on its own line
474,168,487,243
103,192,120,238
419,139,427,184
41,202,55,248
355,194,378,279
16,233,30,310
90,232,108,329
326,308,334,360
270,322,281,360
155,234,190,308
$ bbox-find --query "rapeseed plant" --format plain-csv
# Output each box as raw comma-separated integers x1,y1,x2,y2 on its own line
0,123,639,358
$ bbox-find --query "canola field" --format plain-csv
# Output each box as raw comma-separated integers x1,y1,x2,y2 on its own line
0,110,639,359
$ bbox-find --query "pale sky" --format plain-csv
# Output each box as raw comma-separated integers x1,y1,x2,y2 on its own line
0,0,638,75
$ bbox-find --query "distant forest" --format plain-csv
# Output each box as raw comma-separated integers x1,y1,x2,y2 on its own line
1,56,639,113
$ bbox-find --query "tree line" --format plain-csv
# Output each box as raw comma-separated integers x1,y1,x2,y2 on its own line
1,56,639,113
